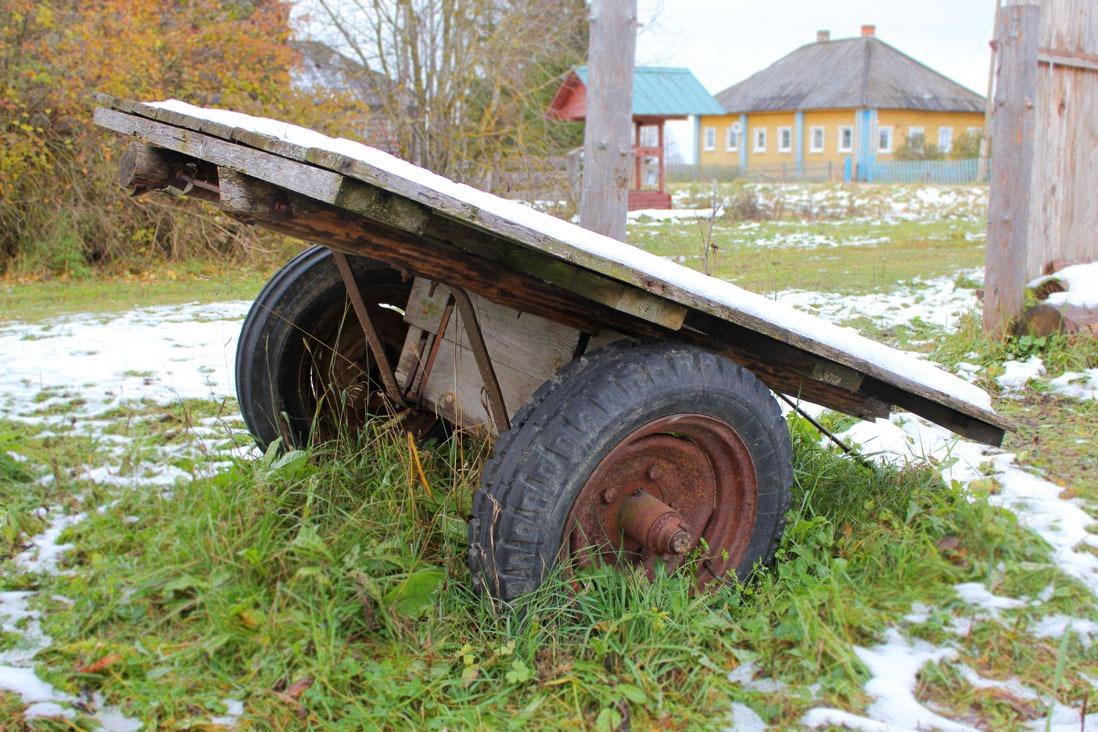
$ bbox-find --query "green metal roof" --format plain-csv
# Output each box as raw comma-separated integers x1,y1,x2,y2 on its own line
573,66,724,116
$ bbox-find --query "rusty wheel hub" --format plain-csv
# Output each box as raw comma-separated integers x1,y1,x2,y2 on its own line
563,414,758,589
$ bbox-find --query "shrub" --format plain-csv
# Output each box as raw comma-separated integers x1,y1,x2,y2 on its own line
0,1,382,276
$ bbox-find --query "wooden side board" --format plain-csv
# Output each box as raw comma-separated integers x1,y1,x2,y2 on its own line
93,97,1009,445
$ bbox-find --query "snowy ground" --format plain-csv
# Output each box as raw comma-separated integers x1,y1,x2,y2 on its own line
0,303,254,727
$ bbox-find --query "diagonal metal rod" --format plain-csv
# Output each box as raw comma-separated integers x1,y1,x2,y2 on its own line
774,391,858,458
450,287,511,433
410,295,455,404
330,250,404,407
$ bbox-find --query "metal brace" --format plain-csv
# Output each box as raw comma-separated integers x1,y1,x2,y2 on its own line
330,251,405,407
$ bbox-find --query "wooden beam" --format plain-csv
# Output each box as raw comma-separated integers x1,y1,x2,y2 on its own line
1038,47,1098,73
984,3,1040,335
216,168,646,334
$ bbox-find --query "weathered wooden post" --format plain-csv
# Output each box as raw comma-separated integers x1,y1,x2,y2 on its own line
579,0,637,241
983,2,1040,335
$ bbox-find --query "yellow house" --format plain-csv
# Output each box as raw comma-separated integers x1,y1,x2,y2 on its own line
698,26,986,180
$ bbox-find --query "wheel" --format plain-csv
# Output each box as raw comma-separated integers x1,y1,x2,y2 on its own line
235,246,411,449
468,340,793,601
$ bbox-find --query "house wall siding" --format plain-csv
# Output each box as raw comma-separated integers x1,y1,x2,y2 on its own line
700,109,986,171
875,110,986,159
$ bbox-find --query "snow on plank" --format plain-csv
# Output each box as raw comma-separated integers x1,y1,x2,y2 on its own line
92,95,1008,445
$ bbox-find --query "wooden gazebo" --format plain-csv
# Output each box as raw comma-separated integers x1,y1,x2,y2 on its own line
548,66,723,210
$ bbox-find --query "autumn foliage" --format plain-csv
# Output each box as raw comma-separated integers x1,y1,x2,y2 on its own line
0,1,369,275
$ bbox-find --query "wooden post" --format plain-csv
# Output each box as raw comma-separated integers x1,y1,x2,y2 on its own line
983,3,1040,335
579,0,637,241
657,119,665,193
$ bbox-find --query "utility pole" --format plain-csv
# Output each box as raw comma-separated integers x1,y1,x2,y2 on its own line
579,0,637,241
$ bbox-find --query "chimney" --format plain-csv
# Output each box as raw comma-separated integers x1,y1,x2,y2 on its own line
817,30,830,43
861,24,876,38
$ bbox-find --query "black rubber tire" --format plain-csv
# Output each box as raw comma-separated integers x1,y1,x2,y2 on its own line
235,246,409,450
468,340,793,601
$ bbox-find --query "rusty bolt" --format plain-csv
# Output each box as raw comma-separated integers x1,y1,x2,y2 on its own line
669,530,692,556
618,490,693,556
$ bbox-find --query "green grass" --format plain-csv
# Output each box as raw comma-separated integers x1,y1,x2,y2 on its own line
9,417,1089,729
627,218,985,296
0,260,279,323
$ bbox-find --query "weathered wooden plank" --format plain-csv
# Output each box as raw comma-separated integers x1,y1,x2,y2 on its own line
94,107,345,204
984,3,1041,334
1024,0,1098,279
213,170,641,334
403,278,583,379
395,278,584,435
99,107,686,331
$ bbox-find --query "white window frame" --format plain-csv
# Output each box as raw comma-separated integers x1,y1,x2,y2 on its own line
809,126,825,153
878,125,894,154
778,126,792,153
907,126,926,146
753,127,767,153
938,126,954,152
837,125,854,153
703,127,716,151
725,125,739,152
966,126,982,136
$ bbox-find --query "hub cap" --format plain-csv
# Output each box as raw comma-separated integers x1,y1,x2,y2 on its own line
563,413,758,589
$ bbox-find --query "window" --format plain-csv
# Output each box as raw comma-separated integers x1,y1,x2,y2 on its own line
938,126,954,153
837,125,854,153
778,126,792,153
754,127,767,152
725,125,739,152
703,127,716,151
966,126,982,137
907,126,925,145
809,126,825,153
878,126,894,153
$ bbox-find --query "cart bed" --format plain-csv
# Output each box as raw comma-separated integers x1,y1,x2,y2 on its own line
93,95,1009,446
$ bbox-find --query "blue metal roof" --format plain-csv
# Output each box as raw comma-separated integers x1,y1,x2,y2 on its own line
573,66,724,116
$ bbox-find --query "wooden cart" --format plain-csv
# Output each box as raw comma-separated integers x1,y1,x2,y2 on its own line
94,96,1009,600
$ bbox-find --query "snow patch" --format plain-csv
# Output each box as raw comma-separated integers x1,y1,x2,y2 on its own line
726,702,767,732
802,628,971,731
727,660,786,693
775,271,981,334
997,357,1045,393
210,697,245,727
1048,369,1098,401
837,413,1098,589
1029,615,1098,648
1036,262,1098,309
